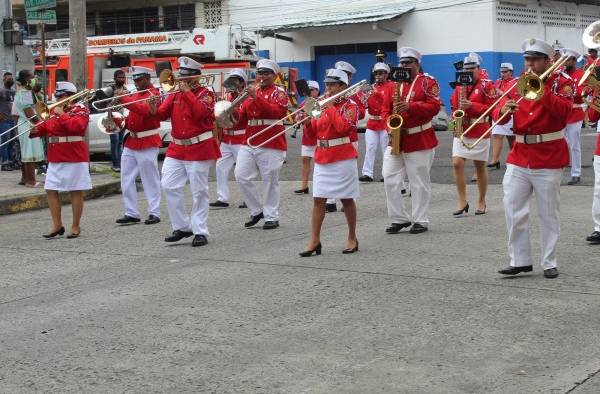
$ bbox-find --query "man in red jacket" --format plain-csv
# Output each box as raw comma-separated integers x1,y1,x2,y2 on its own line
115,66,162,225
560,48,586,185
495,38,575,279
235,59,288,230
150,56,221,247
382,47,441,234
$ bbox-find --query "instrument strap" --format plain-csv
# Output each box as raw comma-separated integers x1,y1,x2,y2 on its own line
405,74,420,104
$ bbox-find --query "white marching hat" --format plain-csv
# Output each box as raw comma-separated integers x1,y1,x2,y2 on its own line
225,68,248,83
55,81,77,95
324,68,349,85
256,58,280,74
129,66,152,79
500,62,513,70
560,48,581,59
372,62,390,73
335,61,357,75
178,56,202,74
307,80,320,91
521,38,554,58
398,47,422,62
463,52,481,67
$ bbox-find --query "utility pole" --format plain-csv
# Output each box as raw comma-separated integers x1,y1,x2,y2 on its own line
69,0,86,91
0,0,16,74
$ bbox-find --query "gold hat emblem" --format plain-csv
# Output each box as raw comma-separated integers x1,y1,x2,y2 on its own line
529,38,536,45
183,57,189,65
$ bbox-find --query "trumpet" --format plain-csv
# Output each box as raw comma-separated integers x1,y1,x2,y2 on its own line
462,55,569,150
246,80,370,149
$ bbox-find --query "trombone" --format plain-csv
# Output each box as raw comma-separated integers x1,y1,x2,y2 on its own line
0,89,95,148
246,80,370,149
462,55,569,150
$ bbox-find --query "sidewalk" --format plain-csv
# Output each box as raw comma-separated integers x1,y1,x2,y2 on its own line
0,162,121,215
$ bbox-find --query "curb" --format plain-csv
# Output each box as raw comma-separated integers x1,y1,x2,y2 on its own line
0,181,121,216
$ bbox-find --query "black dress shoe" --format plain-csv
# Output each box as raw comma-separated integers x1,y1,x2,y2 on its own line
299,242,322,257
326,203,337,213
66,232,80,239
544,267,559,279
164,230,193,242
498,265,533,275
386,222,411,234
567,176,581,185
409,223,428,234
401,189,407,195
380,178,384,182
342,241,359,254
43,226,65,239
192,234,208,247
474,205,487,215
586,231,600,243
209,200,230,208
487,161,500,169
144,215,160,225
453,203,469,216
359,175,373,182
262,220,279,230
244,212,264,227
116,215,141,224
238,202,247,208
294,187,309,194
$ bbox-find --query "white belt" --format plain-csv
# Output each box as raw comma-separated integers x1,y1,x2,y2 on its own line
515,130,564,144
128,129,159,138
369,115,382,121
572,103,584,109
224,129,245,136
247,119,282,126
402,121,432,135
171,132,213,146
48,136,84,143
317,136,351,148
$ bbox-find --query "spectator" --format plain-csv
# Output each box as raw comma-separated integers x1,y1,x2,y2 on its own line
110,69,128,172
0,71,15,171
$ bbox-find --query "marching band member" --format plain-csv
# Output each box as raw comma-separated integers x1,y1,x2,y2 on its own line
488,63,517,169
495,38,574,279
561,48,585,185
150,56,220,247
450,52,497,216
294,80,319,194
210,69,248,208
234,58,288,230
114,66,162,226
586,101,600,244
30,82,91,239
360,62,394,183
586,48,598,67
299,69,360,256
382,47,441,234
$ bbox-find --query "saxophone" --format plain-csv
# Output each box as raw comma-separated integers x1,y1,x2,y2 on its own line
452,85,466,138
386,82,403,155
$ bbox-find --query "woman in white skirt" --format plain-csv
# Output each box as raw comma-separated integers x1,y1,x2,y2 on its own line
295,80,320,194
29,82,91,238
488,63,517,169
450,54,498,216
299,69,360,256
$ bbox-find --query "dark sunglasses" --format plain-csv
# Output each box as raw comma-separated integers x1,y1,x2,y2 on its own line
399,60,414,65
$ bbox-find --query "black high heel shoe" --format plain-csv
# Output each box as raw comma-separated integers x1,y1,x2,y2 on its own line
453,203,469,216
475,205,487,215
43,226,65,239
294,187,309,194
299,242,322,257
342,241,359,254
487,161,500,170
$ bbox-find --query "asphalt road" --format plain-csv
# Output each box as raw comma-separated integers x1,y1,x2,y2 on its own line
3,130,600,393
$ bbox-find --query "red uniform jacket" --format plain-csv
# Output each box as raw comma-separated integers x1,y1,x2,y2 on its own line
384,73,441,153
312,98,359,165
586,106,600,156
299,98,317,147
350,90,367,120
450,78,498,139
221,90,248,145
120,85,162,150
493,71,574,169
156,86,220,161
32,104,89,163
240,84,288,151
494,77,519,100
366,81,394,131
564,68,585,123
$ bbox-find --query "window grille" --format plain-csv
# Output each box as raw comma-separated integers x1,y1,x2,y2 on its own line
541,9,576,28
204,1,222,29
496,3,537,25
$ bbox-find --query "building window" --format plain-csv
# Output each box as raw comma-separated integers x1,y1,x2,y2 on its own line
96,8,160,35
204,1,222,29
164,4,196,31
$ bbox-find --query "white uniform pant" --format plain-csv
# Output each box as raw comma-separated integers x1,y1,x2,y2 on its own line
593,155,600,231
161,157,213,236
382,147,434,225
502,164,562,270
234,146,285,221
216,142,241,203
362,129,389,177
565,121,582,177
121,147,161,218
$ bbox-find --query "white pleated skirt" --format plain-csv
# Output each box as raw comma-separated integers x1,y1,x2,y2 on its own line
301,144,315,158
491,118,514,136
313,158,359,199
45,162,92,191
452,137,490,162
